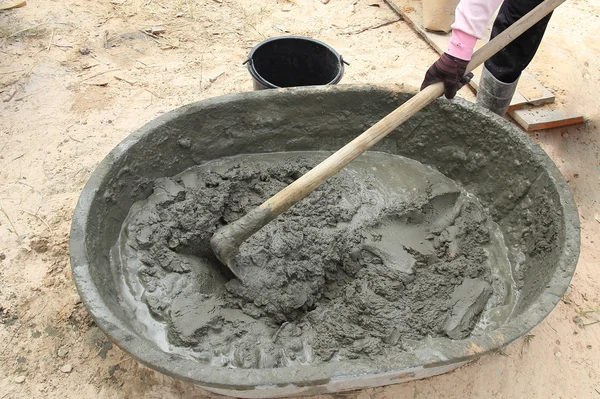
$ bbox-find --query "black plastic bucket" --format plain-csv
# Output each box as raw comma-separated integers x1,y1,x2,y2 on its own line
246,36,346,90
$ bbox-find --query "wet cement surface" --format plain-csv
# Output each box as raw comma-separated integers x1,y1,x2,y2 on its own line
110,151,515,369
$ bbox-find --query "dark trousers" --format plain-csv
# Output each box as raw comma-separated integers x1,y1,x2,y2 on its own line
485,0,552,83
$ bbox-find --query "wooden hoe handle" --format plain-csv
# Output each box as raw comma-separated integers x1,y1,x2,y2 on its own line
211,0,565,273
266,0,565,213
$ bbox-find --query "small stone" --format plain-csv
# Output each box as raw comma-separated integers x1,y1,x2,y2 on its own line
0,253,5,260
57,346,69,358
79,46,91,55
583,73,590,80
554,350,562,358
72,294,82,305
177,138,191,148
143,26,166,35
60,364,73,373
14,375,25,383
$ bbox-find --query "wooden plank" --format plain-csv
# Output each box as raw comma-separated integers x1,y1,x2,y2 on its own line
509,108,585,131
385,0,555,110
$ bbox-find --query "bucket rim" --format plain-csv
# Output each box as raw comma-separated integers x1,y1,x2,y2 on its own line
246,35,345,89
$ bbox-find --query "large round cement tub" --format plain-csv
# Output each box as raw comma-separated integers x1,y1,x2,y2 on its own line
70,85,580,398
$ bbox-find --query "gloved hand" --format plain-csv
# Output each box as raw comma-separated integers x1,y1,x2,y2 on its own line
420,53,473,99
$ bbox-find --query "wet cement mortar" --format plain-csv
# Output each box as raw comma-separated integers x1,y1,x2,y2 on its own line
111,151,515,369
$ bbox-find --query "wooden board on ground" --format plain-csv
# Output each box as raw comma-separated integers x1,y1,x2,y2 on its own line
384,0,555,110
509,107,585,131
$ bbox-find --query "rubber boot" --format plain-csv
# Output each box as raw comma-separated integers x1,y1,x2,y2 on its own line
476,66,519,118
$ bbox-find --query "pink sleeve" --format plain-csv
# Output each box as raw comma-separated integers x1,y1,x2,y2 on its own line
446,29,478,60
445,0,504,60
451,0,504,39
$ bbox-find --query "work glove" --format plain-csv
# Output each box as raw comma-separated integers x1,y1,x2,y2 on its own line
420,53,473,99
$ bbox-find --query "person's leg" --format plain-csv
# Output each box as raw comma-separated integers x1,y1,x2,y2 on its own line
476,0,553,116
486,0,553,82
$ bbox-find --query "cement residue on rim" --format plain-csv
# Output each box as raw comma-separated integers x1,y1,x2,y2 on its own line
69,85,580,397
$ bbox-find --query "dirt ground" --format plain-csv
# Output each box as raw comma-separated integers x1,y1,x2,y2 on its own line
0,0,599,398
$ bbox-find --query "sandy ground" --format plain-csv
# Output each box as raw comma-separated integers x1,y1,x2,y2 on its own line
0,0,599,398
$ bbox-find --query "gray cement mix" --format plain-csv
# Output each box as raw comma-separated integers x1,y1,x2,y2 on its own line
69,87,580,393
110,151,515,369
